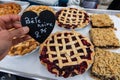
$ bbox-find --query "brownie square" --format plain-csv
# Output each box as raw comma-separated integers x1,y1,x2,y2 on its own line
91,14,114,28
92,48,120,80
89,28,120,48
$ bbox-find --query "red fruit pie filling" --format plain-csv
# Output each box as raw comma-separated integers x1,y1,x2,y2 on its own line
56,8,90,29
40,31,94,78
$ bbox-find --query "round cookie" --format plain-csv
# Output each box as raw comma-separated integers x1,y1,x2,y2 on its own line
40,31,94,78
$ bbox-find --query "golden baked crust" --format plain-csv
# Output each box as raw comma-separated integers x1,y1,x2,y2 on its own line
56,8,90,29
116,14,120,18
8,38,39,56
91,14,114,28
26,5,55,14
92,48,120,80
0,2,21,16
40,31,94,78
89,28,120,48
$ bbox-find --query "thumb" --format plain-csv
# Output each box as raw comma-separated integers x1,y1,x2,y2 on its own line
9,27,29,39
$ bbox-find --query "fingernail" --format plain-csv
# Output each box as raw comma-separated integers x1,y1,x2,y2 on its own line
23,27,29,33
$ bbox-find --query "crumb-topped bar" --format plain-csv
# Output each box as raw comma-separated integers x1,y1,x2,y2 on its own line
91,14,114,28
89,28,120,48
92,48,120,80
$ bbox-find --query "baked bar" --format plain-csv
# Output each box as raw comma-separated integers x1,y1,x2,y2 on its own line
91,14,114,28
8,38,39,56
40,31,94,78
56,8,90,29
0,2,21,16
89,28,120,48
92,48,120,80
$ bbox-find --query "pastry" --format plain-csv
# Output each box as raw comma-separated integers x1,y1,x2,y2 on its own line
56,8,90,29
40,31,94,78
89,28,120,48
8,38,39,56
116,14,120,18
91,14,114,28
26,5,55,14
92,48,120,80
0,2,21,16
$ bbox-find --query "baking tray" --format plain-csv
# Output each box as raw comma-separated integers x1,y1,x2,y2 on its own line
0,1,30,15
0,6,120,80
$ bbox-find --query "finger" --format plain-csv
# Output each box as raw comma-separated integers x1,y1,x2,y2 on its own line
12,35,31,45
0,15,20,23
6,22,22,30
8,27,29,40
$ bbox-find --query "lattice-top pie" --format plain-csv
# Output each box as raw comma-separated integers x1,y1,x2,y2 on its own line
40,31,94,78
26,5,55,14
8,38,39,56
0,2,21,16
56,8,90,29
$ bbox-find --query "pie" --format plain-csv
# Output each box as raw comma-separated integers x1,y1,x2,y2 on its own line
56,8,90,29
92,48,120,80
8,38,39,56
26,5,55,14
89,28,120,48
39,31,94,78
0,2,21,16
91,14,114,28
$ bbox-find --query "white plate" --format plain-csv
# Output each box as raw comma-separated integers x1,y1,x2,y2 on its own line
0,6,120,80
0,1,30,15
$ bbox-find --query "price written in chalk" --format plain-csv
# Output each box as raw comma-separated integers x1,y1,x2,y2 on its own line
21,10,55,43
24,16,53,38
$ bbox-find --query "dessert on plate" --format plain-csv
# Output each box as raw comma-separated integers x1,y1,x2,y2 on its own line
40,31,94,78
8,38,39,56
92,48,120,80
89,28,120,48
56,8,90,29
91,14,114,28
116,14,120,18
0,2,21,16
25,5,55,14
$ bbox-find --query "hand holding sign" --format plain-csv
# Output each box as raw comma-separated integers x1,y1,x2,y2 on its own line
21,10,55,43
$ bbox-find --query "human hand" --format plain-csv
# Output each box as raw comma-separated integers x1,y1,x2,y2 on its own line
0,15,30,60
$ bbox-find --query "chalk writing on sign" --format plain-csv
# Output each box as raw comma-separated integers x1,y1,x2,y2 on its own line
24,17,41,24
24,16,53,39
24,17,53,27
35,28,47,39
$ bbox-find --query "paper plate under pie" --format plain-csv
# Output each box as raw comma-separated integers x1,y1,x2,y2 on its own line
39,31,95,78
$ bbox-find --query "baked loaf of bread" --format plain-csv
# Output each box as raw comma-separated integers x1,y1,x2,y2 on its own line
0,2,21,16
